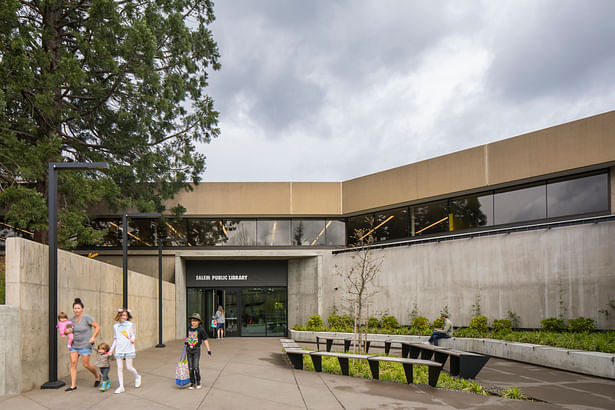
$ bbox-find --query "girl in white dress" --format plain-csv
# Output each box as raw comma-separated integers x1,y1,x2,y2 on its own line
108,308,142,393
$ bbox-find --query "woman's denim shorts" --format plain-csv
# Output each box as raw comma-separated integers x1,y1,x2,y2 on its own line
69,346,92,355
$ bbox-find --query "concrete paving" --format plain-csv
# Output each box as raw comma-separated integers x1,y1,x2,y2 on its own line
1,338,614,409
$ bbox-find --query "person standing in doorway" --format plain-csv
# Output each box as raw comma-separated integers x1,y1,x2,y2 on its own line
185,313,212,389
215,306,225,339
64,298,101,391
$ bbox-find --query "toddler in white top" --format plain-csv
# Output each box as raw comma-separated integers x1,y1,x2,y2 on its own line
108,308,141,393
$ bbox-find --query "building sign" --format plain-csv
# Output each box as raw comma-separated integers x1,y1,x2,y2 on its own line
186,260,287,287
195,274,248,281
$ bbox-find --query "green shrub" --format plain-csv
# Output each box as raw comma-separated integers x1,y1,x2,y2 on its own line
306,314,323,330
381,315,400,329
367,316,380,329
568,317,595,333
327,314,342,328
541,317,567,332
469,316,489,333
341,314,354,328
492,319,512,332
411,316,431,332
432,318,444,329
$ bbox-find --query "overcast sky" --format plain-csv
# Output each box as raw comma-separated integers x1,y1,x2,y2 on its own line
200,0,615,182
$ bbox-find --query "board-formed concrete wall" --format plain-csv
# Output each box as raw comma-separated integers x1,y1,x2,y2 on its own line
0,305,19,395
4,237,176,393
319,221,615,329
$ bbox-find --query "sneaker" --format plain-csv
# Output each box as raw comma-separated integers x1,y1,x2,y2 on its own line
104,380,111,390
100,384,106,392
135,375,141,388
94,379,101,387
188,384,194,390
422,341,430,345
196,384,202,389
114,386,124,394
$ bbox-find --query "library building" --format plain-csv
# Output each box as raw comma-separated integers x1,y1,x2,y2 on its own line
3,111,615,338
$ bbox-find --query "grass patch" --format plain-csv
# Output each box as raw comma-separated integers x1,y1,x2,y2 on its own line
300,354,527,400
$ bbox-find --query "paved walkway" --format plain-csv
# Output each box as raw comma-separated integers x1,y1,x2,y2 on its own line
1,338,614,409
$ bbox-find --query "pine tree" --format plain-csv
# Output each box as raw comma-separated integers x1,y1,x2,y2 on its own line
0,0,220,247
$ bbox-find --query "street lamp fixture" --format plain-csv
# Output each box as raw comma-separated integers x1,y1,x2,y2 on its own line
42,161,109,390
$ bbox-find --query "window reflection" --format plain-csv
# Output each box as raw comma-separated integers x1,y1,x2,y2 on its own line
291,219,326,246
88,219,121,247
257,220,291,246
221,219,257,246
346,215,373,245
0,220,34,250
242,288,266,336
375,208,409,241
412,201,449,236
187,219,223,246
494,184,546,225
325,219,346,246
449,194,493,231
547,173,608,218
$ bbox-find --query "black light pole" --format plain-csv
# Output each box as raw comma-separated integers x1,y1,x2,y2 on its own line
156,236,187,348
42,161,108,390
122,213,160,309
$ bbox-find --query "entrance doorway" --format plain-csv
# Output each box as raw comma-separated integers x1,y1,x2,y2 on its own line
187,287,287,337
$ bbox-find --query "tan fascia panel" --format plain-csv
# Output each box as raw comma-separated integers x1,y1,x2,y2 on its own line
162,110,615,217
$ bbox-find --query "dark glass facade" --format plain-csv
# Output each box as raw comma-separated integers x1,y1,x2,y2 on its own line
2,170,608,250
346,170,609,245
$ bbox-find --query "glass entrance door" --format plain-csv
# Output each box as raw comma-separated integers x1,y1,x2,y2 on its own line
224,289,240,337
187,287,287,337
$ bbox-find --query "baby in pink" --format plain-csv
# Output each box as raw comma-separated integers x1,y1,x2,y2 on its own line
57,312,74,348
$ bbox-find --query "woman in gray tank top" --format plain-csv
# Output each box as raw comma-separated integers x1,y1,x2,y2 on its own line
64,298,101,391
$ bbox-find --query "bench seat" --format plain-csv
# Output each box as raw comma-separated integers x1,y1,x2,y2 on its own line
367,356,443,387
309,351,373,375
284,348,312,370
402,342,489,379
316,336,352,352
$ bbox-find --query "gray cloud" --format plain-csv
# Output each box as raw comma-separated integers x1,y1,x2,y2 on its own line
201,0,615,182
486,0,615,102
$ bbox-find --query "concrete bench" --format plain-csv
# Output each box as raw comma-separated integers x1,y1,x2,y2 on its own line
309,351,373,376
316,336,352,352
402,342,489,379
284,348,312,370
282,342,302,349
367,356,443,387
317,336,395,354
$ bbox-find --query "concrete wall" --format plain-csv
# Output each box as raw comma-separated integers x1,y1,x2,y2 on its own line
4,238,176,393
288,256,321,328
0,305,20,395
317,221,615,329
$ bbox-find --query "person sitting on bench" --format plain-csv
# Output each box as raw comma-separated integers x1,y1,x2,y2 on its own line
427,314,453,346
